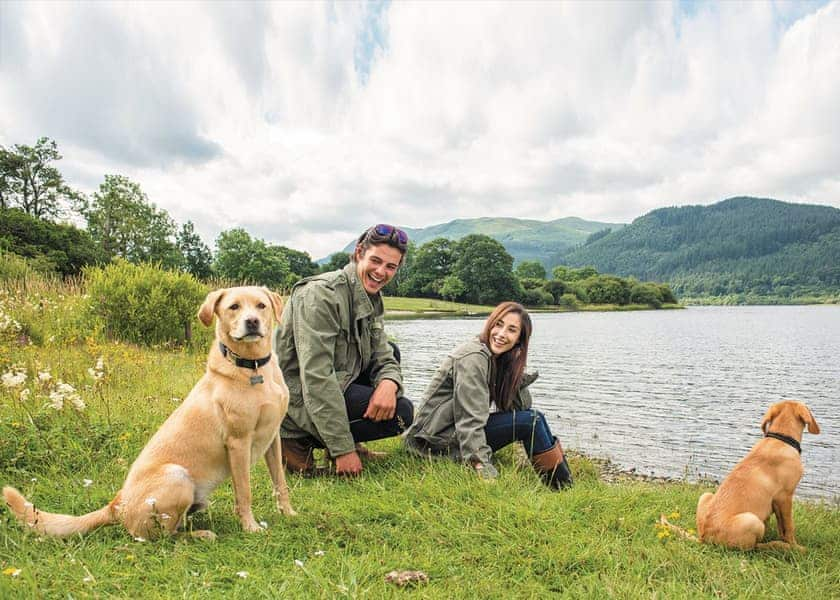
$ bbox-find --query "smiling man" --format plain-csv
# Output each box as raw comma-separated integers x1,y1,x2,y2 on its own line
273,224,414,476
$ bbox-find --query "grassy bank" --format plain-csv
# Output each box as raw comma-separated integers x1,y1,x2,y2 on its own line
382,296,684,318
1,282,837,598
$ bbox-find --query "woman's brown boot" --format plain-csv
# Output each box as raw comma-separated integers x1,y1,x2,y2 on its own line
531,438,573,490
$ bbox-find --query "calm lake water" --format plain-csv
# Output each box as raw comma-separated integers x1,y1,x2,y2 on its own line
387,306,840,502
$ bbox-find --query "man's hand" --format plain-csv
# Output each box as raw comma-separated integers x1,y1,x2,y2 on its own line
363,379,398,422
334,451,363,476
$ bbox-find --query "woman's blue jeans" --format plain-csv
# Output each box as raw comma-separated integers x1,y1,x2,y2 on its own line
484,409,555,457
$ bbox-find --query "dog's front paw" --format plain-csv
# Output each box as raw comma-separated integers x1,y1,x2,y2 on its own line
240,517,266,533
278,503,298,517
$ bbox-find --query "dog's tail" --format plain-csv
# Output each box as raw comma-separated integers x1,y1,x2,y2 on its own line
658,514,700,542
3,486,118,538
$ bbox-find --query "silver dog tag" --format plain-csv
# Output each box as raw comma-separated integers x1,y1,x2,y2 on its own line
250,374,264,385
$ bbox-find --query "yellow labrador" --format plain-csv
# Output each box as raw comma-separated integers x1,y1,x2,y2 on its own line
4,286,295,540
695,400,820,550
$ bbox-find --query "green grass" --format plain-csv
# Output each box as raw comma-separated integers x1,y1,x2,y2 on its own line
382,296,684,317
382,296,495,316
1,282,838,598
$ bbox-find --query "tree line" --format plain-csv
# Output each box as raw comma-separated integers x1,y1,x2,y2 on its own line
557,197,840,301
1,137,676,307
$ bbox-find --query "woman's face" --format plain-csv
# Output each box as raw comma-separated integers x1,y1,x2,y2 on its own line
488,311,521,355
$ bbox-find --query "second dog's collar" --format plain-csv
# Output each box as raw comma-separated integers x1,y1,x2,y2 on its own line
764,431,801,454
218,342,271,371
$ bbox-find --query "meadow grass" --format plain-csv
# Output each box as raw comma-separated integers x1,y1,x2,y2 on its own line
382,296,494,315
1,282,837,599
381,297,683,317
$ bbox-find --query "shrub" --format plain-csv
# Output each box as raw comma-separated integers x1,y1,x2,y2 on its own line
557,293,579,309
85,260,206,345
630,282,663,308
522,288,553,306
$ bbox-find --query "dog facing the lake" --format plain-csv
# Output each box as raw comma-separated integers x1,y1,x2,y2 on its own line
695,400,820,550
4,286,296,540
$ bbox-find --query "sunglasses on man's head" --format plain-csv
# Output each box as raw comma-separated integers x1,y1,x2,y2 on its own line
367,223,409,248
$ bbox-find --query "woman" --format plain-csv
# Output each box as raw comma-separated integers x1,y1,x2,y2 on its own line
405,302,573,489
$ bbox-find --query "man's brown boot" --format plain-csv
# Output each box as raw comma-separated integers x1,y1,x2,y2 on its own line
355,442,387,461
281,437,317,474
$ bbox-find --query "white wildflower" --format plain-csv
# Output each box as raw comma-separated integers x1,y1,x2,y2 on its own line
314,550,325,556
259,520,268,529
171,397,181,403
2,369,26,388
83,576,94,583
236,571,248,578
134,536,146,543
69,395,86,411
37,371,51,383
145,497,157,506
294,559,304,568
87,357,105,382
82,479,93,488
19,388,31,401
46,390,64,410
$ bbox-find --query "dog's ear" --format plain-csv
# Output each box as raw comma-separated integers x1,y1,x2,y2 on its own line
760,403,782,434
263,288,284,322
198,289,225,327
797,404,821,435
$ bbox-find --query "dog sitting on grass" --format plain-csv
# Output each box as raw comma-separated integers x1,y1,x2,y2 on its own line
661,400,820,551
4,286,296,540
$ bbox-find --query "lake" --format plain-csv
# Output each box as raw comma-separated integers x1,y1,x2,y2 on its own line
387,306,840,502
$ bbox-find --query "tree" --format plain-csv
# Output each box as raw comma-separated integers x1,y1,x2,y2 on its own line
402,237,456,297
321,252,350,273
79,174,182,268
176,221,213,280
214,228,291,288
453,235,521,305
582,275,631,305
274,246,318,281
515,260,546,280
0,137,81,220
438,274,465,302
0,207,102,275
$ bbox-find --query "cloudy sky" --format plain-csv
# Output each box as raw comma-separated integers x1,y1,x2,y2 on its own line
2,0,839,259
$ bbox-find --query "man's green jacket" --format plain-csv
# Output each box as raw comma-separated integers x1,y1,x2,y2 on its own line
273,263,403,457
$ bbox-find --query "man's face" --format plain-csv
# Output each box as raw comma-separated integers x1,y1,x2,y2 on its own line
355,243,403,295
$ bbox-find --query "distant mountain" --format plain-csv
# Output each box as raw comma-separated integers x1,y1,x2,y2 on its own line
332,216,625,266
556,197,840,299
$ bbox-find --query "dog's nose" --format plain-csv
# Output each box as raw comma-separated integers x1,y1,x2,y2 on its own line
245,317,260,332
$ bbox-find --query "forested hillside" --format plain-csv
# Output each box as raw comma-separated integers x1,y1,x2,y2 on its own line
339,216,624,266
556,197,840,301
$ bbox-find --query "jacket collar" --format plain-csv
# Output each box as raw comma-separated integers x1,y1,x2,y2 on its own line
343,262,379,321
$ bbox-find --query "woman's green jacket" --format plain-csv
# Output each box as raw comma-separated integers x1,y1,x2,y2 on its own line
405,338,536,468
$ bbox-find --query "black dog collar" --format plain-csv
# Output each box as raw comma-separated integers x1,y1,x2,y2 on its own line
765,431,801,454
219,342,271,373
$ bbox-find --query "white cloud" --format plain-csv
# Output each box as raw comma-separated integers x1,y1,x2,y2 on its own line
1,0,838,259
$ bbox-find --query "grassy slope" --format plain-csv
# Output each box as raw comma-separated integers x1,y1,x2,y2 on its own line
0,289,837,599
382,297,683,316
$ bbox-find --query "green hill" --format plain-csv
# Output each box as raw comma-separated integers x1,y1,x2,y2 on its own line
337,216,624,266
555,197,840,301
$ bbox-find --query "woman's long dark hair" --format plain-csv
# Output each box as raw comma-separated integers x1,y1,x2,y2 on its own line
478,301,532,411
